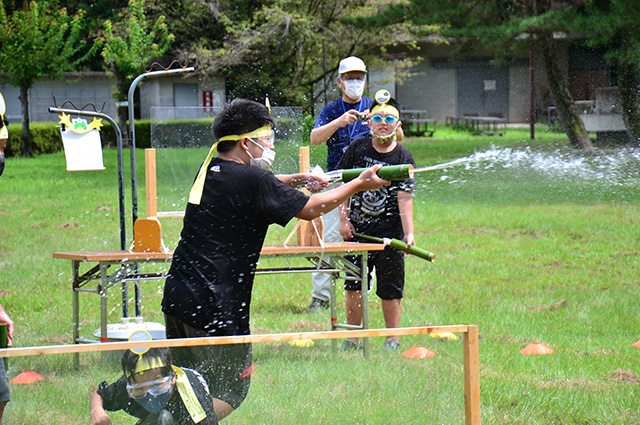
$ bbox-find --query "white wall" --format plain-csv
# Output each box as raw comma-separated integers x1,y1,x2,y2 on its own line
31,73,117,123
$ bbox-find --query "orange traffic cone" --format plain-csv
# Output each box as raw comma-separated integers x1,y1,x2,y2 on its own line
632,340,640,348
402,345,436,358
10,371,44,384
520,342,554,355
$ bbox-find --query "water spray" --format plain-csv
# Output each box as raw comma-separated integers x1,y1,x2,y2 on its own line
352,232,435,262
411,157,470,174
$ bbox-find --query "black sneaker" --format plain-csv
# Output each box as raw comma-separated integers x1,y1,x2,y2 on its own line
339,340,362,351
305,297,329,313
383,341,401,351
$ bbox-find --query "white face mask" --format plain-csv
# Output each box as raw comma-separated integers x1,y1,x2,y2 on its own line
246,138,276,170
342,79,365,100
370,120,401,143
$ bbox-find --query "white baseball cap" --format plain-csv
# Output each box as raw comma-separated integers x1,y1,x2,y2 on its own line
339,56,367,74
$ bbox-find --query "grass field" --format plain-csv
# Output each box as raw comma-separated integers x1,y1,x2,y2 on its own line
2,125,640,424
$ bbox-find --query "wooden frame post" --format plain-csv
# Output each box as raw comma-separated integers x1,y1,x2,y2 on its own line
145,149,157,219
463,325,481,424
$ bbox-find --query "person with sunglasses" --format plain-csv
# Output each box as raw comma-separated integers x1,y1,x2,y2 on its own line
336,94,416,351
90,347,218,425
304,56,404,313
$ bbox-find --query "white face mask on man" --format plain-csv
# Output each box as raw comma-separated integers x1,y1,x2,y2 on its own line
342,79,365,100
246,138,276,170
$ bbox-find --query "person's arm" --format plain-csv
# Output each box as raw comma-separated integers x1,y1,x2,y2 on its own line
90,391,112,425
310,110,362,145
398,190,415,247
276,173,328,193
296,165,388,220
0,303,13,347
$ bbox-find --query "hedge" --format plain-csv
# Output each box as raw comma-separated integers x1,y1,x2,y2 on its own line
3,120,154,157
4,112,317,157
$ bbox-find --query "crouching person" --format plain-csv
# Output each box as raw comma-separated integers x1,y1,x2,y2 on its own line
90,347,217,425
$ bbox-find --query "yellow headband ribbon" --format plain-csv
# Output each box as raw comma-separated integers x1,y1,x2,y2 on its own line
126,356,170,378
188,125,272,205
217,125,273,142
173,366,207,422
370,104,399,117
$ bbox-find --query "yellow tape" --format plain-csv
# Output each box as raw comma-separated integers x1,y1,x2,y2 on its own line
187,143,220,205
126,356,170,378
173,366,207,423
218,125,273,142
370,104,399,117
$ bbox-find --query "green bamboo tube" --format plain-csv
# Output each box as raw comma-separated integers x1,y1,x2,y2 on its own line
353,232,435,262
340,164,414,183
0,324,7,369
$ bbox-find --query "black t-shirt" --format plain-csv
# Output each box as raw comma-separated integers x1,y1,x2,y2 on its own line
97,368,217,425
336,136,416,239
162,158,309,334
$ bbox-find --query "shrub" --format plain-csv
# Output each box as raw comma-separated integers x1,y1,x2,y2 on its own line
3,120,154,157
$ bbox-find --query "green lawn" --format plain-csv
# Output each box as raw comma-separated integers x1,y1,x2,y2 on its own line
2,125,640,424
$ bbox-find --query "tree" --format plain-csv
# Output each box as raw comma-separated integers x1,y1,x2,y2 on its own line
573,0,640,143
100,0,174,138
0,0,97,156
359,0,595,152
149,0,427,109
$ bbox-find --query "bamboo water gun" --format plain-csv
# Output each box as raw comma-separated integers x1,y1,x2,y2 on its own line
325,164,414,183
353,232,435,262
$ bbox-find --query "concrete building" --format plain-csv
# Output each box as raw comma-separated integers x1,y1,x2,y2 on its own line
314,40,610,126
0,72,225,125
2,41,608,128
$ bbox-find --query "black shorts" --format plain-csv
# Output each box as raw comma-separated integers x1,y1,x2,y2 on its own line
344,245,405,299
164,315,252,410
0,360,9,403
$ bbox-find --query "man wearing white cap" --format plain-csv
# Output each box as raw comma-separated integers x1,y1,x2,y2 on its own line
305,56,403,312
311,56,372,171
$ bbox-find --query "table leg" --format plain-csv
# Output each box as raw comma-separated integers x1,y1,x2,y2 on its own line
330,269,337,352
72,260,80,368
361,252,369,359
99,263,109,343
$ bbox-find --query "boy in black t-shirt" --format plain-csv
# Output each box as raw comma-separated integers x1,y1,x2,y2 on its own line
336,94,416,351
161,99,389,421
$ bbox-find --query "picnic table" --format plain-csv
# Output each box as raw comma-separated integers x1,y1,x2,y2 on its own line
446,115,507,135
401,109,436,137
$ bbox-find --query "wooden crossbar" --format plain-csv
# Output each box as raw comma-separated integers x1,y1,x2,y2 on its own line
0,326,480,423
0,326,469,357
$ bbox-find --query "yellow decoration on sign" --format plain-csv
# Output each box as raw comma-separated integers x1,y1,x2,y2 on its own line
58,112,103,134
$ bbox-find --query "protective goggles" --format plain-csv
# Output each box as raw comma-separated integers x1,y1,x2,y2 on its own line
371,114,398,124
126,373,173,399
